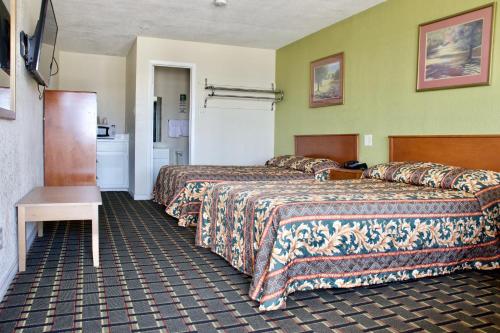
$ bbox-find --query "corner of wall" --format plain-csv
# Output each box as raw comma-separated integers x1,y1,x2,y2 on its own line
125,39,138,195
0,0,45,302
0,227,36,299
49,47,61,89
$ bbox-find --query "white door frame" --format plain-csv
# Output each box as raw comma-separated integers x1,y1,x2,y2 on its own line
148,60,197,193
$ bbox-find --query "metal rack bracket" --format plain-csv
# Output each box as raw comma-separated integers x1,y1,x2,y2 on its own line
204,78,284,111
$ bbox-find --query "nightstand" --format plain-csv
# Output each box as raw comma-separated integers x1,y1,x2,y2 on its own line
330,168,364,180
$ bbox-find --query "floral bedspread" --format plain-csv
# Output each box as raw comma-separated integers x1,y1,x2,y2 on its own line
196,163,500,311
153,165,317,226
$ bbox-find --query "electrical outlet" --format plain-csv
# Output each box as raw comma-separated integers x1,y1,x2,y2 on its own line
364,134,373,147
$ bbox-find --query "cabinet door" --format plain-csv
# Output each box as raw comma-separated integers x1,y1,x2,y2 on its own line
96,152,128,189
44,91,97,186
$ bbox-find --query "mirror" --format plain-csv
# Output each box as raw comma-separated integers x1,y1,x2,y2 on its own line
0,0,14,119
153,96,162,142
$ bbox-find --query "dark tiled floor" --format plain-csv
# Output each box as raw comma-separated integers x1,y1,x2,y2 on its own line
0,192,499,332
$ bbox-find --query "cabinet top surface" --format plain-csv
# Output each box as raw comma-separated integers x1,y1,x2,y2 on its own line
17,186,102,207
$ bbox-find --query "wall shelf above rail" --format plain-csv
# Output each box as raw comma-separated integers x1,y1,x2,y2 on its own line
204,78,284,111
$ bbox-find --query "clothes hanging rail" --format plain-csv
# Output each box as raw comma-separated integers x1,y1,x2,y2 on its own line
204,78,284,111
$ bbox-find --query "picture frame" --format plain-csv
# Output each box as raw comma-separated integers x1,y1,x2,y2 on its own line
0,0,16,120
310,52,344,107
417,3,496,91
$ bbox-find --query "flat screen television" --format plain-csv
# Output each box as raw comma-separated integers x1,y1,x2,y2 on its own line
0,0,9,74
21,0,58,87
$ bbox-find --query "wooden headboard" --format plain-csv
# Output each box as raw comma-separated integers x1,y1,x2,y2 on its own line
389,135,500,172
294,134,359,164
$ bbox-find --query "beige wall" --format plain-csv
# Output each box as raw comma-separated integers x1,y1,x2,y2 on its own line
125,40,137,195
58,51,126,133
132,37,276,199
49,47,60,89
0,0,45,301
154,66,190,164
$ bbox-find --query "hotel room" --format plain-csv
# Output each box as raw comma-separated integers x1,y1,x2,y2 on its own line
0,0,499,332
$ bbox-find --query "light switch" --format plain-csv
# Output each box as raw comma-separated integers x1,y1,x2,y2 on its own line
364,134,373,147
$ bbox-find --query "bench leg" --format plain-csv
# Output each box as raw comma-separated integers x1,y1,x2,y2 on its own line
92,205,99,268
18,207,26,272
37,222,43,237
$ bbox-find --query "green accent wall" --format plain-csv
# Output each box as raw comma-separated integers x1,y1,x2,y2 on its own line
275,0,500,166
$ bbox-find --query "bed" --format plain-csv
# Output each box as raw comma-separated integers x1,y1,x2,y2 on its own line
195,135,500,311
153,134,359,226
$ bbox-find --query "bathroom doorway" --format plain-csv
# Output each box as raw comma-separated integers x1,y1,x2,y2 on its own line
150,62,195,191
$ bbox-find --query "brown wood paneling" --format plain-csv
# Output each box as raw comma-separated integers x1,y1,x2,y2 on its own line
389,135,500,172
330,168,363,180
44,91,97,186
294,134,359,164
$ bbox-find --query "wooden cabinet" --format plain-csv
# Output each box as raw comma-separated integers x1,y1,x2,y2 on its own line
330,168,364,180
44,91,97,186
97,136,129,191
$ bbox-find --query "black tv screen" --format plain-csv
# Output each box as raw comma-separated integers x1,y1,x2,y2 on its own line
27,0,58,87
0,0,9,73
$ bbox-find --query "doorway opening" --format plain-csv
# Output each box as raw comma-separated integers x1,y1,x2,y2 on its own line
151,64,194,191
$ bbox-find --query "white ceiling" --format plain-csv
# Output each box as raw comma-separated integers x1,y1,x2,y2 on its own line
53,0,385,56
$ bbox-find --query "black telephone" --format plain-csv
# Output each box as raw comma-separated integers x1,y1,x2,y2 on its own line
343,160,368,170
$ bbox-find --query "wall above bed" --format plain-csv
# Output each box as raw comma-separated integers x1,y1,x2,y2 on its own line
128,37,276,199
275,0,500,166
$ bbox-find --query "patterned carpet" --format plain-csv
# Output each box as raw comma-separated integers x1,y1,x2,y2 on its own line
0,192,499,333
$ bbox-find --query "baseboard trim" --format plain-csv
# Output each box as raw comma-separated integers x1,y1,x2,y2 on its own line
0,227,36,302
0,257,17,302
100,188,129,192
134,194,152,200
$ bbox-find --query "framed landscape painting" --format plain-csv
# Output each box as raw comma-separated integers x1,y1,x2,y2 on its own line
417,3,496,91
310,52,344,107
